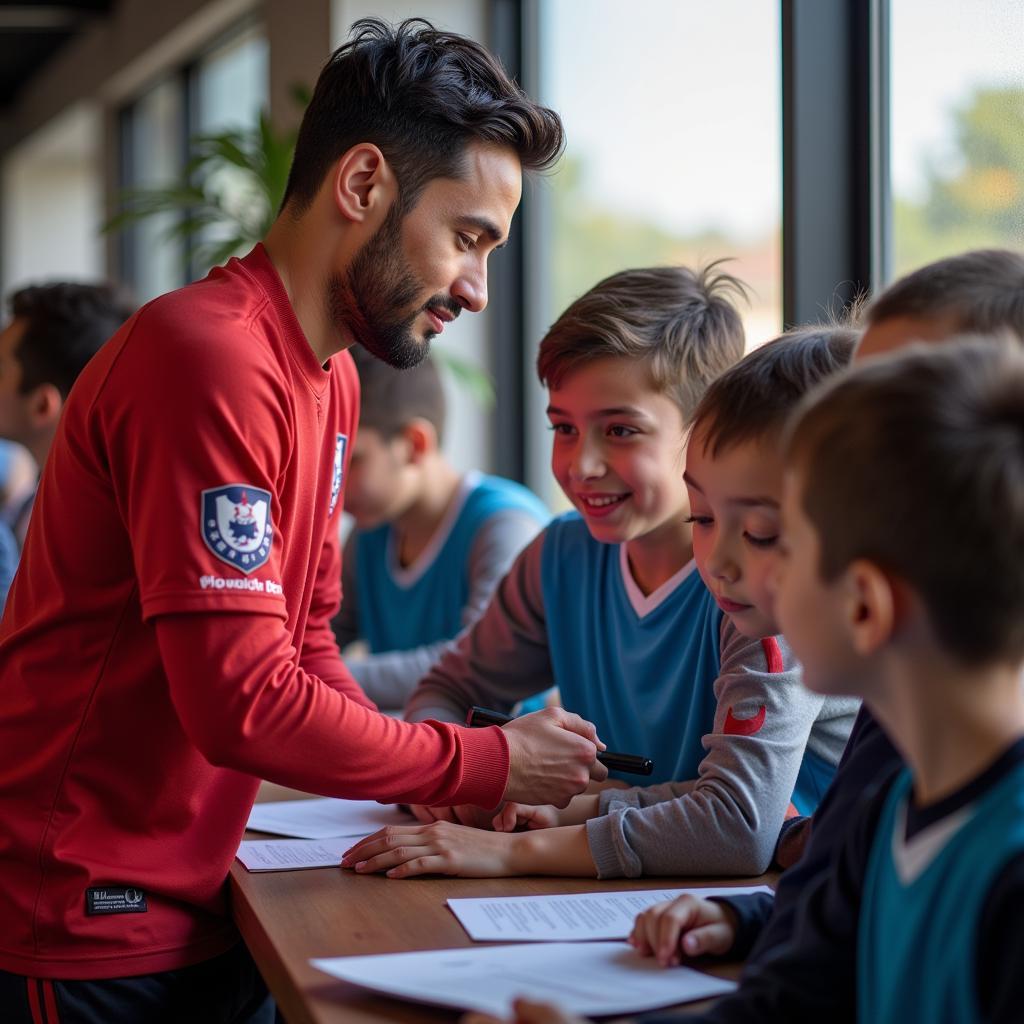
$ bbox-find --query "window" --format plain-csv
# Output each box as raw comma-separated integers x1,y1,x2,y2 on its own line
889,0,1024,278
523,0,782,500
118,24,268,302
538,0,782,347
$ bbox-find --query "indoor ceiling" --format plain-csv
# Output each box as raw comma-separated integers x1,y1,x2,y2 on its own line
0,1,113,108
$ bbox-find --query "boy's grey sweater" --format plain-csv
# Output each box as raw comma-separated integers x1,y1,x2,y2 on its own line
405,533,858,877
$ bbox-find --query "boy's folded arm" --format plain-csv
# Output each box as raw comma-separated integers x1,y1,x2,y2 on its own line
404,531,555,724
586,621,825,877
678,786,874,1024
706,892,776,960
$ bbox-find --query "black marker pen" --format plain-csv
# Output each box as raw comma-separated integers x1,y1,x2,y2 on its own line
465,706,654,777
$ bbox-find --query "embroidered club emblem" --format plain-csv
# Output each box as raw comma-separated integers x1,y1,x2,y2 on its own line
201,484,273,574
329,434,347,516
724,704,767,736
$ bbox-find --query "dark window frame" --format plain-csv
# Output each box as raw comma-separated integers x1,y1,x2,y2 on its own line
490,0,892,484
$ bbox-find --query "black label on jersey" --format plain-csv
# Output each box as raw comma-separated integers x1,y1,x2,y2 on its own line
85,887,148,915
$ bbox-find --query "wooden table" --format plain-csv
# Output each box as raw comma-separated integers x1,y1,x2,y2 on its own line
231,793,767,1024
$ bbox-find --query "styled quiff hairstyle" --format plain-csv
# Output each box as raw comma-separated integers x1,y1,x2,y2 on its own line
785,337,1024,666
283,17,564,214
867,248,1024,342
536,264,747,422
693,325,858,457
351,345,446,444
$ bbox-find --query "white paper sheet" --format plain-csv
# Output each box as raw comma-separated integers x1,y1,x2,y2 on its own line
311,941,735,1016
236,838,353,872
245,798,411,839
447,885,774,942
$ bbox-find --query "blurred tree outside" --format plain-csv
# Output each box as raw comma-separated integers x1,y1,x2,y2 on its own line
547,156,782,349
893,84,1024,276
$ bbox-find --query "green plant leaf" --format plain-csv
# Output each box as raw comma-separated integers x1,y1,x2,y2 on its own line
431,348,495,408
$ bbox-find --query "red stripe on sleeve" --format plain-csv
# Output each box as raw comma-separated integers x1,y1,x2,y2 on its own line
761,635,784,674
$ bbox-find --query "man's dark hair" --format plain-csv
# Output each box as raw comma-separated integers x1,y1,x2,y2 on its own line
283,17,564,214
351,345,446,444
693,325,859,457
10,283,134,398
785,337,1024,666
867,249,1024,341
536,264,748,423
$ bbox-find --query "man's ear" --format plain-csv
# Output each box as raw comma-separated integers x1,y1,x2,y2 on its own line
28,383,63,430
843,558,896,657
401,419,439,463
329,143,398,224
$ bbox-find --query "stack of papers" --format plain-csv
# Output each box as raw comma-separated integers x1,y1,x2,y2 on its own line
238,798,412,873
311,941,737,1017
245,797,411,839
447,885,773,941
236,838,352,872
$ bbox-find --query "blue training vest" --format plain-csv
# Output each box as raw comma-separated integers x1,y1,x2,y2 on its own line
540,512,723,785
354,475,548,654
858,761,1024,1024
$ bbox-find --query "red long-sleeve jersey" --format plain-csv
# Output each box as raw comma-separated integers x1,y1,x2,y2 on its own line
0,246,507,979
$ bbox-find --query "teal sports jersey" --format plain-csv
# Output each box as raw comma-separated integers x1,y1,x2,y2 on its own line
540,512,723,785
859,760,1024,1024
354,475,548,654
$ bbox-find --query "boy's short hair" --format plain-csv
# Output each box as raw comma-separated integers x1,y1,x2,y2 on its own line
536,264,747,422
785,337,1024,666
10,282,134,399
867,249,1024,341
284,17,564,215
692,325,859,457
352,346,446,443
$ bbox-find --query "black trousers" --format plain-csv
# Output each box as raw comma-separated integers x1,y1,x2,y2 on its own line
0,943,276,1024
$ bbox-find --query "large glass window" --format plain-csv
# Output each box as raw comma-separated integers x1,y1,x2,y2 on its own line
889,0,1024,278
538,0,782,348
525,0,782,501
118,24,268,302
122,79,186,304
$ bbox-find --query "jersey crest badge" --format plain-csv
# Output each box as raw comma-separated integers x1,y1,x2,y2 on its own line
201,484,273,574
328,433,347,516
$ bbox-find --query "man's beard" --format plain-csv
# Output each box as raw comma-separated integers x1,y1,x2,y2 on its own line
327,203,453,370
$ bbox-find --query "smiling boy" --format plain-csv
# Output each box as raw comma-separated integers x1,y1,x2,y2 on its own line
354,278,858,879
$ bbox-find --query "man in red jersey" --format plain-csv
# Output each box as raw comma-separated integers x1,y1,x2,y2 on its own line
0,18,606,1023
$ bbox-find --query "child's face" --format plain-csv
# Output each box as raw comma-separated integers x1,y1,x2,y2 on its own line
343,427,417,529
547,356,689,546
684,433,783,638
772,468,859,695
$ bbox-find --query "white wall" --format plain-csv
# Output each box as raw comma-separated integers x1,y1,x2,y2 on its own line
1,104,105,295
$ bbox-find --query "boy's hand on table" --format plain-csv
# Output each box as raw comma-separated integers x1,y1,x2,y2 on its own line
491,801,560,831
502,708,608,808
463,998,585,1024
341,820,526,878
408,803,502,829
493,793,601,832
629,894,739,966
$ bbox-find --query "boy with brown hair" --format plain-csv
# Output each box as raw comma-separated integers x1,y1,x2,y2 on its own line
345,269,857,877
623,249,1024,976
333,349,548,708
